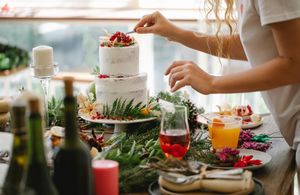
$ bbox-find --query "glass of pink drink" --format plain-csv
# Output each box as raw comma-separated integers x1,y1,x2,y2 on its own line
160,105,190,160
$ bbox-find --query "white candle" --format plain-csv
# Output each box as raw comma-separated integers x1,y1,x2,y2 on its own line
32,45,54,66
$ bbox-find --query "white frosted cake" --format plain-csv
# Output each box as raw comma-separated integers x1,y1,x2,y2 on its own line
96,73,147,106
96,32,148,108
99,44,139,76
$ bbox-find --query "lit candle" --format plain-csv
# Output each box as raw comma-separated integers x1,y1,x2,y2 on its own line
32,45,54,66
92,160,119,195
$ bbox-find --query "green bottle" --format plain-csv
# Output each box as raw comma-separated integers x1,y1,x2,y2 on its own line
53,77,93,195
23,98,58,195
1,102,27,195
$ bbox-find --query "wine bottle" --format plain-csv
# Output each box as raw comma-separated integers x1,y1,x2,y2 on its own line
53,77,94,195
1,102,27,195
23,98,58,195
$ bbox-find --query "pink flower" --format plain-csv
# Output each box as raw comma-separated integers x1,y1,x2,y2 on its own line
217,148,240,162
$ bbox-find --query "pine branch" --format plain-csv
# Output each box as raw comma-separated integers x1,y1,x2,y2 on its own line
123,99,134,116
118,99,127,116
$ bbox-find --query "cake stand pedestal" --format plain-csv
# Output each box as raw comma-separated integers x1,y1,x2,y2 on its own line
79,114,157,133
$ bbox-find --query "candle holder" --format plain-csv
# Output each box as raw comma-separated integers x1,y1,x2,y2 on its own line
30,64,59,130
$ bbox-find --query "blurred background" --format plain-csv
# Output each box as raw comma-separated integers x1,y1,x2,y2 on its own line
0,0,269,113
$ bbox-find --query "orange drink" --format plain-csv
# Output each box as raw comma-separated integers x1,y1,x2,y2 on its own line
207,115,242,149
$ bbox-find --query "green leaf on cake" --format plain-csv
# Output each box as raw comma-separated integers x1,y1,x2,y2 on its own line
110,99,118,116
92,66,100,75
123,99,134,116
102,98,148,119
115,98,122,116
118,99,127,116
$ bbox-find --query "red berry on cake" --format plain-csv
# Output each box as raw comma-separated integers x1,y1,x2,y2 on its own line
98,74,109,79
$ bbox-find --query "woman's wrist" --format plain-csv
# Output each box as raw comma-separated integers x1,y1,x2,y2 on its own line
167,26,187,42
210,75,221,94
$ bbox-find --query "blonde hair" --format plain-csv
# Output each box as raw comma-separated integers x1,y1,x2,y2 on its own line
204,0,236,58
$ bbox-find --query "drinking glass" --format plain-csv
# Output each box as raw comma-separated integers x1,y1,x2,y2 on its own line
160,105,190,160
207,114,242,150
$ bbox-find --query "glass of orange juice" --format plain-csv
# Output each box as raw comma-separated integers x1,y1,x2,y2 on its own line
207,114,242,150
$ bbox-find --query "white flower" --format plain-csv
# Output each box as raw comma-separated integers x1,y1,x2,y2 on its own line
77,93,103,117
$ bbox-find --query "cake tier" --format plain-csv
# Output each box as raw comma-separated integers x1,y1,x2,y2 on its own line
98,43,139,76
95,73,147,107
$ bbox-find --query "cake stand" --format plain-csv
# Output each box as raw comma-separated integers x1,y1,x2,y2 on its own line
79,114,157,133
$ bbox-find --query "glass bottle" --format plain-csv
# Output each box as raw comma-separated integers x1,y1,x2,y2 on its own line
1,102,27,195
53,77,93,195
23,98,58,195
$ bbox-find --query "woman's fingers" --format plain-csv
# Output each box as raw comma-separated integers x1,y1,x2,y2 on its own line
168,65,184,85
134,14,158,34
169,71,185,89
165,61,188,75
136,26,156,34
171,78,188,92
134,14,153,30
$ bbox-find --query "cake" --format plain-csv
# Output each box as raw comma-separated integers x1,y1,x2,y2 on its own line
96,32,148,108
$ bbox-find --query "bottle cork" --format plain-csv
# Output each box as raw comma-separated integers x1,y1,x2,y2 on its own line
11,101,26,130
29,98,40,114
64,76,74,97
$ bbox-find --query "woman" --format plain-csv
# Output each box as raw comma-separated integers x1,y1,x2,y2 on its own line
134,0,300,179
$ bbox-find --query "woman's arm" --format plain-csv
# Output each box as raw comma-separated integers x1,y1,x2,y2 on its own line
212,18,300,93
166,18,300,94
135,11,247,61
171,29,247,61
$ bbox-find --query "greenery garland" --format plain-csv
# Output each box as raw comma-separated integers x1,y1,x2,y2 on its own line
0,43,29,71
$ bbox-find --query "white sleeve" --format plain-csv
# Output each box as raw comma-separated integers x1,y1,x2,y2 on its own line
255,0,300,26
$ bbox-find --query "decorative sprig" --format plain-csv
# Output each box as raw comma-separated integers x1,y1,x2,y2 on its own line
48,96,63,126
157,91,205,133
92,66,100,75
101,98,147,119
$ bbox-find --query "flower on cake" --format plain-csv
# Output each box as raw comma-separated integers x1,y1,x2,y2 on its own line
77,93,103,117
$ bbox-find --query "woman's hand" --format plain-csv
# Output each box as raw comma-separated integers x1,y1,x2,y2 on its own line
165,61,216,94
134,11,180,40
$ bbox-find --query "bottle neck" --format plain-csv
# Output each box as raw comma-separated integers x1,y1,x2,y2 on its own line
11,129,27,160
64,96,79,147
28,113,47,164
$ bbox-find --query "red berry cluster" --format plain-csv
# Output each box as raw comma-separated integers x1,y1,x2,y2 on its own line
109,31,132,44
91,112,105,120
91,112,134,121
98,74,109,79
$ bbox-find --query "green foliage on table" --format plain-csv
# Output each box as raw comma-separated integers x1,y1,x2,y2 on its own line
99,120,211,193
157,91,205,133
48,96,64,126
0,43,30,71
97,121,162,192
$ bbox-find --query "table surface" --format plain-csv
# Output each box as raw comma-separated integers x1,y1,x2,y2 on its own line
251,115,296,195
0,115,296,195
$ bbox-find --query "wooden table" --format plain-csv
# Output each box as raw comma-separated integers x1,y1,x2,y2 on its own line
251,115,296,195
0,115,296,195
